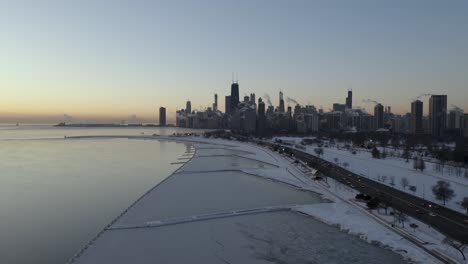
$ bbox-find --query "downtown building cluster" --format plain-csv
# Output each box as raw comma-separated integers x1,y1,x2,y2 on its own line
176,82,320,135
174,82,468,139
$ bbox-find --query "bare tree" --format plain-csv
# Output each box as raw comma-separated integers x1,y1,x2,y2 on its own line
381,175,387,183
394,210,407,228
420,158,426,172
400,177,409,189
461,197,468,214
343,162,349,169
455,166,462,177
409,185,417,195
334,157,339,164
402,148,410,163
314,147,324,157
381,149,387,159
372,147,380,159
432,181,455,205
413,157,425,171
413,157,418,170
389,176,395,186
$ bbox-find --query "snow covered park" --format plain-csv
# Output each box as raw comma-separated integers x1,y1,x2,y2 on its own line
273,136,468,214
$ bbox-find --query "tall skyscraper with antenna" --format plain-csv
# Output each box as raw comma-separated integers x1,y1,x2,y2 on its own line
230,81,239,112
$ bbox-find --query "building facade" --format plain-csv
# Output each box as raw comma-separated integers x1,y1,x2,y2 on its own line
374,103,384,129
411,100,423,134
429,95,447,137
159,107,166,126
346,90,352,109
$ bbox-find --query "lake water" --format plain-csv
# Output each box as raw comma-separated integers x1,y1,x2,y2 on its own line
0,125,195,264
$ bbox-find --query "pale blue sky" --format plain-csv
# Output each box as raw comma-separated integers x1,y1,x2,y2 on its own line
1,0,467,122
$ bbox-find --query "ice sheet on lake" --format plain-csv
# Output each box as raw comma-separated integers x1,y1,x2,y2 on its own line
74,211,406,264
115,170,321,225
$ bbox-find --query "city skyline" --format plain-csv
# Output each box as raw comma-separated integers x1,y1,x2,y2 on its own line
1,1,468,123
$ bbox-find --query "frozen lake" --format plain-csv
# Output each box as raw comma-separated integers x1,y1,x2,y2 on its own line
74,211,405,264
0,125,193,264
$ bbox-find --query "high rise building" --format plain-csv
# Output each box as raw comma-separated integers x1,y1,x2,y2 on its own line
333,103,346,112
279,91,285,112
411,100,423,134
294,104,302,118
225,96,231,115
257,98,266,135
429,95,447,137
244,96,249,103
250,93,255,104
159,107,166,126
230,82,239,112
213,94,218,111
186,100,192,114
242,108,257,134
257,98,265,116
448,108,464,129
346,90,352,109
374,103,384,129
464,114,468,137
267,105,274,114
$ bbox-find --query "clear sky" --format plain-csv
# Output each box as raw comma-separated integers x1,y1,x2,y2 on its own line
1,0,467,123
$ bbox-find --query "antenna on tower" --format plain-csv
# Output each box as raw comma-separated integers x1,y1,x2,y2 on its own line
231,72,234,83
235,72,238,83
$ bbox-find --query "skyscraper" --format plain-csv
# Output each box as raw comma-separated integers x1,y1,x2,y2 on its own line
411,100,423,134
429,95,447,137
333,103,346,112
230,82,239,112
464,114,468,138
225,96,231,115
186,100,192,114
159,107,166,126
213,93,218,111
346,90,352,109
250,93,256,104
257,98,266,135
448,108,463,129
374,103,384,129
279,91,285,112
257,98,265,117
